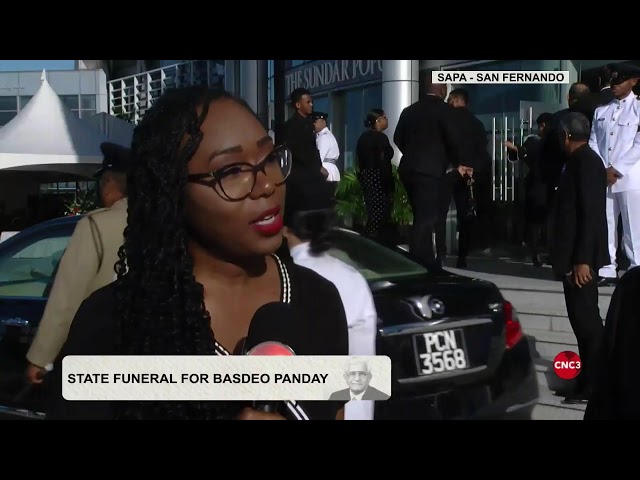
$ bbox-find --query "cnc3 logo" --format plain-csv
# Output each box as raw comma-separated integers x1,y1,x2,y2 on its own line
553,351,582,380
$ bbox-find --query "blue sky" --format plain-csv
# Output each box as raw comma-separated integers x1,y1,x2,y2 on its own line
0,60,75,72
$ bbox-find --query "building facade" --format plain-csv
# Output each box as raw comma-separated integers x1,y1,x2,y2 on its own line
104,60,225,122
0,69,108,128
274,61,630,166
100,58,638,204
279,60,387,172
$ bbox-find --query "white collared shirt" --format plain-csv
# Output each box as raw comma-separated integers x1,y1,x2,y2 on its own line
316,127,341,182
351,391,364,401
289,242,377,420
589,90,640,192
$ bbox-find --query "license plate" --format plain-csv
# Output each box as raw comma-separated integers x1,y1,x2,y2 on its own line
413,329,469,376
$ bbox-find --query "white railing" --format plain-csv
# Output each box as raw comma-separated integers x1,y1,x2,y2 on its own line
107,60,224,123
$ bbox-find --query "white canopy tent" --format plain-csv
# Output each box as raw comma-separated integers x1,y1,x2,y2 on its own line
0,70,122,178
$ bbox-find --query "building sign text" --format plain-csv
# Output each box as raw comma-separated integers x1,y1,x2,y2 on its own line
285,60,383,97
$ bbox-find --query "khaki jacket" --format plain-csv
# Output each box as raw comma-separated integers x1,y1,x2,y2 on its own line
26,198,128,367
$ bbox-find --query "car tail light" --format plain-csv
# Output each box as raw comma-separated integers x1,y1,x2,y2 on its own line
504,301,523,349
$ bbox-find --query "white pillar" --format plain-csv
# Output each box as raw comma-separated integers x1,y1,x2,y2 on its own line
382,60,420,166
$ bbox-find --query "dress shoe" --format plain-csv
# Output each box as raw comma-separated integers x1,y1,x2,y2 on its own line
563,390,591,404
563,383,593,404
597,276,617,287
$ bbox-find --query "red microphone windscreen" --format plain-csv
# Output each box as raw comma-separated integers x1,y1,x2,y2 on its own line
246,341,295,356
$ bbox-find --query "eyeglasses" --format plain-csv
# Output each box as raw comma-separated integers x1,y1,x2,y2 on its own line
187,145,292,202
346,371,369,379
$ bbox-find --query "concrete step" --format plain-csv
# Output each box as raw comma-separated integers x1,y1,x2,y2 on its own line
445,265,614,333
524,329,577,346
531,403,585,420
502,288,612,318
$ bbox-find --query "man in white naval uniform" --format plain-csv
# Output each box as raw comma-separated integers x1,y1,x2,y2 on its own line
311,111,341,190
588,63,640,285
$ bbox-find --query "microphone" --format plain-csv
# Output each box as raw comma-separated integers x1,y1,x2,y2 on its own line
244,302,297,414
12,363,53,403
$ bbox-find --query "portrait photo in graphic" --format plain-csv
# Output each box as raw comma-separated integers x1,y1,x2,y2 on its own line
328,357,390,401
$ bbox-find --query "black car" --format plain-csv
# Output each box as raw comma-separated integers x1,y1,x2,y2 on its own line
324,229,538,420
0,216,538,420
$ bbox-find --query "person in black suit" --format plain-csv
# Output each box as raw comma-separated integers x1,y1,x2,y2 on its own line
506,112,553,267
282,87,327,180
328,358,390,401
541,83,597,256
550,112,609,404
394,82,472,271
595,63,616,106
584,266,640,420
434,88,490,268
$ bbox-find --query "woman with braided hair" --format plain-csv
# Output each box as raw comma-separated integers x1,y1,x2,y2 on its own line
45,86,349,420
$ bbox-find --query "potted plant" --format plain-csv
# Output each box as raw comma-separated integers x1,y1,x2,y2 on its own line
335,166,413,243
64,186,99,216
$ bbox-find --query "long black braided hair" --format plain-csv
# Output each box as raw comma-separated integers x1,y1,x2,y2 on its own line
113,85,259,419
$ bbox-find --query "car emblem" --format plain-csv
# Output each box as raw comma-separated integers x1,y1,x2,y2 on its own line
429,297,446,315
415,295,446,318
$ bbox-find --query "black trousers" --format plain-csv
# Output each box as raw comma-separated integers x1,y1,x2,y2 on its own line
525,220,545,259
358,169,393,241
562,276,604,392
435,172,474,260
400,171,442,269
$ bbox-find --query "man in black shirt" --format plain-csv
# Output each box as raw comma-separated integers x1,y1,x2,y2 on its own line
435,88,490,268
541,83,597,253
394,82,473,271
550,112,608,404
282,88,327,180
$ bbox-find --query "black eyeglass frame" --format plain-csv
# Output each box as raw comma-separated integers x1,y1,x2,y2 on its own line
186,144,292,202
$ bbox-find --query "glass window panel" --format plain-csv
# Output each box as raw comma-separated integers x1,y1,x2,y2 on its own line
312,95,329,116
0,234,72,298
80,95,96,109
0,111,17,126
19,96,33,110
60,95,79,110
0,96,17,110
442,60,563,117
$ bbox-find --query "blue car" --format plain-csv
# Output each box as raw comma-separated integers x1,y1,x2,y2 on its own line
0,215,539,420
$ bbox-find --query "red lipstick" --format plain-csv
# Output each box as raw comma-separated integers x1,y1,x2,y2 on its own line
250,206,283,236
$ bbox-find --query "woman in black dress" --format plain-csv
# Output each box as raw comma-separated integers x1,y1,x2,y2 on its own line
506,112,553,266
45,86,349,420
355,109,395,241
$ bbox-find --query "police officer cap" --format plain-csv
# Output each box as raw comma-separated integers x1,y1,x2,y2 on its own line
95,142,131,177
311,111,329,122
610,63,640,84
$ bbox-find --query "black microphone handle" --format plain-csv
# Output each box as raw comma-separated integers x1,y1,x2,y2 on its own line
12,366,52,403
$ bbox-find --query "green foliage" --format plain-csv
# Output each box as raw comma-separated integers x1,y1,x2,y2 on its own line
112,107,135,124
335,165,413,227
64,186,98,216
